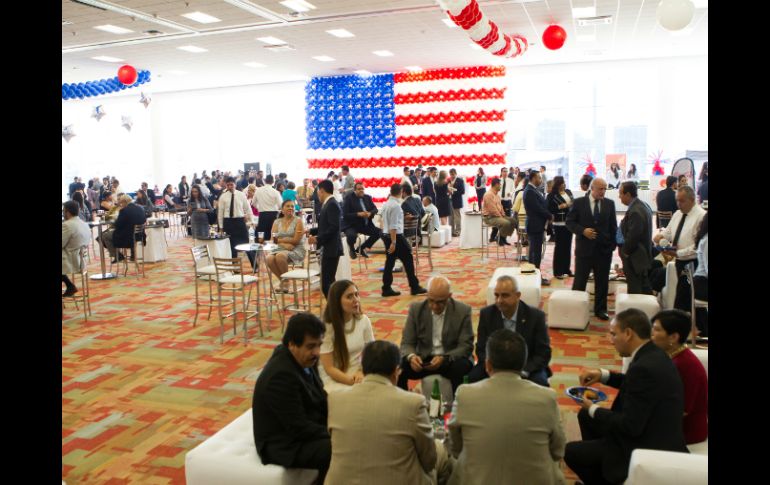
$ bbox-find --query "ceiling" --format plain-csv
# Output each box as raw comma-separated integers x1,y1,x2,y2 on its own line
62,0,708,93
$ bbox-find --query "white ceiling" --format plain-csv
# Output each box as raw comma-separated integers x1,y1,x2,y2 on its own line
62,0,708,93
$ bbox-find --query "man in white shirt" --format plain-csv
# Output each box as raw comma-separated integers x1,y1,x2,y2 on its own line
217,176,253,263
421,196,441,233
253,174,284,237
381,184,426,297
652,185,706,312
340,165,356,197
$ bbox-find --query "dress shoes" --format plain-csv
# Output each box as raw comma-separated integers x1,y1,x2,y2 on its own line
359,247,370,258
349,247,358,259
540,278,551,286
595,311,610,321
382,287,401,297
410,287,428,296
62,287,78,297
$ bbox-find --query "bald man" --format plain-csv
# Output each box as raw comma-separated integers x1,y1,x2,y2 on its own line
566,178,617,320
398,277,474,393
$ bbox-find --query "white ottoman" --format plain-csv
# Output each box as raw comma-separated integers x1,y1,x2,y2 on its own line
547,290,590,330
440,225,453,243
486,267,541,308
422,229,446,248
615,294,661,319
185,409,318,485
625,449,707,485
586,280,619,295
421,374,454,408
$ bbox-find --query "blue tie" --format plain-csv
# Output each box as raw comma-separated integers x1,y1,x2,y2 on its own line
593,199,600,224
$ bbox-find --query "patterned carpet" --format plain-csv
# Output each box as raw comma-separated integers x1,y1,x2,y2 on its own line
63,229,626,484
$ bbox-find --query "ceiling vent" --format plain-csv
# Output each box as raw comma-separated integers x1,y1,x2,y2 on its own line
264,44,296,52
577,16,613,27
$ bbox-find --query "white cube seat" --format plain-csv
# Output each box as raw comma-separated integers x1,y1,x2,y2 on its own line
625,449,707,485
615,293,660,319
440,225,452,242
185,409,318,485
486,267,541,308
547,290,590,330
422,230,446,247
421,374,454,407
586,280,619,295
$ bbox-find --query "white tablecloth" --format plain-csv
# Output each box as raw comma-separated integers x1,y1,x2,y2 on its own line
486,267,542,308
571,189,657,212
460,212,483,249
142,226,168,262
336,240,352,280
194,237,232,260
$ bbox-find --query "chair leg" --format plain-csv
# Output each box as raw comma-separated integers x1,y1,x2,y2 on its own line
193,276,200,327
217,285,224,344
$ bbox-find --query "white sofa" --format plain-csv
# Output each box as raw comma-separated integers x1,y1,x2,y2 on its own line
625,449,707,485
185,409,318,485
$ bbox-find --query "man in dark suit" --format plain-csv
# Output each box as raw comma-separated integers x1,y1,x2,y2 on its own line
398,276,474,393
565,309,688,485
421,167,436,202
523,170,554,285
102,194,147,262
655,176,678,228
449,168,465,237
468,275,552,387
341,183,381,259
619,182,653,294
252,313,330,483
566,178,617,320
401,183,424,240
309,179,343,299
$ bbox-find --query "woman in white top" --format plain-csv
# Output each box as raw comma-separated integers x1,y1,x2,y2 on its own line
401,167,413,188
607,162,622,189
625,163,639,182
319,280,375,393
331,174,343,202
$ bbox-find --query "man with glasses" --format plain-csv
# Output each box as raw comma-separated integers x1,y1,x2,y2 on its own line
397,276,474,394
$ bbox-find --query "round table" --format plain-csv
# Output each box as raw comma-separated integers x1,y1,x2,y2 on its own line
88,220,116,280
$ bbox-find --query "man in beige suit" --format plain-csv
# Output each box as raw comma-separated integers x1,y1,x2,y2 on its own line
326,340,452,485
448,329,566,485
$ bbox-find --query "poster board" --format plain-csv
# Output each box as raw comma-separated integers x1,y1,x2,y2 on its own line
605,153,627,177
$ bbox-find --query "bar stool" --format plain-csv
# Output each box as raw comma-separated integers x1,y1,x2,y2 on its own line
684,263,708,348
481,217,506,260
213,257,261,344
279,245,323,317
62,246,92,321
190,245,217,326
418,214,434,270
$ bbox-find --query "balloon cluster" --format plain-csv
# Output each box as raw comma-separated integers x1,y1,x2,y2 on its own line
585,162,597,177
355,177,404,188
397,132,505,146
464,176,492,186
467,196,478,204
307,154,506,169
439,0,528,59
394,87,505,105
652,160,665,176
371,197,389,204
394,66,504,83
62,69,151,100
396,110,505,126
305,74,396,150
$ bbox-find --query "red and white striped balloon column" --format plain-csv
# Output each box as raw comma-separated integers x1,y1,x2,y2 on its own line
438,0,529,59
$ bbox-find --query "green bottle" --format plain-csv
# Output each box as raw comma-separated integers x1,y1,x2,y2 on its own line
429,379,442,418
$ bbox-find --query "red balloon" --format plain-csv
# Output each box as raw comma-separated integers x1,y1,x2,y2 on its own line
117,65,138,85
542,25,567,50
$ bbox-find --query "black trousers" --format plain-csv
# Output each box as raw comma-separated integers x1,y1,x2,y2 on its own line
382,234,420,291
501,199,512,217
62,275,75,289
321,256,339,299
694,275,708,337
256,211,278,238
649,260,666,293
573,251,612,314
564,409,616,485
475,188,486,210
222,218,254,266
674,259,698,312
291,438,331,484
397,355,473,393
344,224,381,252
621,254,653,295
553,225,573,276
528,231,545,268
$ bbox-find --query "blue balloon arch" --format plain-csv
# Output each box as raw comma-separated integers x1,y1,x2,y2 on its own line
62,70,151,100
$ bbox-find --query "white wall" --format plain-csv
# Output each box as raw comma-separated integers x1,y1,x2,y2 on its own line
62,56,707,198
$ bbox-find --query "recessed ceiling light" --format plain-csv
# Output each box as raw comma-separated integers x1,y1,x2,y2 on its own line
94,24,134,34
355,70,372,76
177,45,208,53
442,19,457,28
257,36,286,45
469,43,482,50
577,33,596,42
405,66,423,72
91,55,124,62
373,50,394,57
243,62,267,68
577,16,612,26
279,0,316,12
326,29,355,38
572,7,597,18
181,12,222,24
313,55,335,62
167,70,188,75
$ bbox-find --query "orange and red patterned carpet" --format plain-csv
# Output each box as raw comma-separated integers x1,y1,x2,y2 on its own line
63,231,625,484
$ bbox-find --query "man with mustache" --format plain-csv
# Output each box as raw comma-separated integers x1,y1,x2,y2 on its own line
252,313,331,482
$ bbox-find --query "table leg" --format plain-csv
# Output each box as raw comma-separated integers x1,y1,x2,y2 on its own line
91,223,116,280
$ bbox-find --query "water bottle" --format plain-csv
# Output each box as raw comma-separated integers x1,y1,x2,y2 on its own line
248,227,255,244
429,379,442,419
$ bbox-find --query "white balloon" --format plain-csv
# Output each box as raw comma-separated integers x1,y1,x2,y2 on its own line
62,124,76,143
657,0,695,31
121,115,133,132
91,105,106,121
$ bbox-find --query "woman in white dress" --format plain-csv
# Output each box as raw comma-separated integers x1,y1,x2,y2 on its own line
318,280,375,393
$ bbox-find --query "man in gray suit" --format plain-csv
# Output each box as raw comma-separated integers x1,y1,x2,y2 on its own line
619,181,653,294
398,277,474,393
447,329,566,485
327,340,452,485
340,165,356,197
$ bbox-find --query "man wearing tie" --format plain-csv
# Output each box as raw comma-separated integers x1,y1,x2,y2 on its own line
566,178,617,320
309,179,344,299
421,167,436,202
523,170,554,285
217,176,254,265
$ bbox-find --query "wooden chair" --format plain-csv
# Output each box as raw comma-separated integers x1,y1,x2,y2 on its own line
62,246,91,321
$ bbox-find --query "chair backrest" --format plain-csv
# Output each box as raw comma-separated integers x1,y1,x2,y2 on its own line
212,257,243,284
133,224,146,242
191,244,211,268
79,245,89,273
657,211,673,225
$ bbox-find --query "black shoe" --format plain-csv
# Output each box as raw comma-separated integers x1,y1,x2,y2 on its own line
500,239,511,246
595,311,610,321
541,278,551,286
359,248,370,258
382,287,401,297
349,247,358,259
554,274,566,280
566,271,574,277
62,287,78,297
410,287,428,296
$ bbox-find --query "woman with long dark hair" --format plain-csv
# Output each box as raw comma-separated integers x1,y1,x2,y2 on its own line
187,184,213,238
625,163,639,182
607,162,622,189
474,167,487,210
72,191,92,222
318,279,374,393
546,176,574,278
435,170,451,225
178,175,190,203
135,189,154,218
